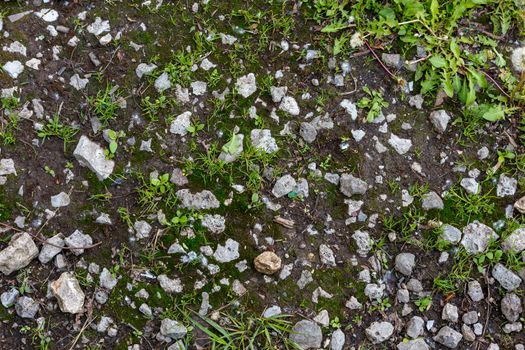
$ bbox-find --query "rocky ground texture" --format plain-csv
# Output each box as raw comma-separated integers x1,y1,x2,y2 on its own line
1,0,525,349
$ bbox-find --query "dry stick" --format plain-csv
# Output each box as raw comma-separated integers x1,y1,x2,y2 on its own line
0,223,102,251
67,315,97,350
364,41,397,81
481,71,511,98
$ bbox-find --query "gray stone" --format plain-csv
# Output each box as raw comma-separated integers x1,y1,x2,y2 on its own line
158,275,183,293
461,221,498,254
300,122,317,143
201,214,226,234
421,191,444,210
160,319,187,340
364,283,385,301
429,110,450,133
0,159,16,176
497,174,517,197
251,129,278,153
279,96,300,115
289,320,322,349
319,244,336,266
213,239,240,263
382,53,402,68
134,220,152,239
397,339,430,350
492,263,521,291
365,321,394,344
1,288,19,307
502,227,525,253
501,293,522,322
270,86,287,103
235,73,257,98
169,111,192,136
388,134,412,155
442,303,459,323
460,178,479,195
461,324,476,342
397,288,410,303
340,174,367,197
135,63,157,78
467,281,484,302
64,230,92,256
408,95,424,110
262,305,282,318
15,296,39,318
70,74,89,90
433,326,462,348
176,189,220,210
38,234,64,264
51,192,70,208
73,136,115,180
87,17,110,35
0,232,38,275
406,316,424,338
191,81,207,95
154,72,171,92
272,174,296,198
395,253,416,276
3,61,24,79
330,329,345,350
50,272,85,314
340,99,358,120
100,268,118,290
462,311,478,325
441,224,462,244
352,230,372,257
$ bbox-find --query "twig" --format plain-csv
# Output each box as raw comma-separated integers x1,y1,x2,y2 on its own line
364,41,397,81
68,315,97,350
481,71,510,98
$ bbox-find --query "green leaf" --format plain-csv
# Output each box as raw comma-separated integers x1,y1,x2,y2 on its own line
478,104,505,122
321,20,348,33
109,141,118,154
430,0,439,21
108,129,117,140
429,55,447,68
222,133,243,155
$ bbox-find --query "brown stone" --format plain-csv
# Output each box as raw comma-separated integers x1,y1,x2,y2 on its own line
254,251,282,275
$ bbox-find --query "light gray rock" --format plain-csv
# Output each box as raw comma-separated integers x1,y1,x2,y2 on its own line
64,230,93,256
493,263,521,291
429,110,450,133
235,73,257,98
100,268,118,290
462,324,476,342
154,72,171,92
250,129,278,153
38,234,64,264
213,239,240,263
467,281,484,302
382,53,402,68
300,122,317,143
272,174,296,198
279,96,300,115
388,134,412,155
158,275,183,293
462,311,478,325
421,191,444,210
461,221,498,254
50,272,85,314
191,81,207,95
0,159,16,176
397,288,410,303
135,63,157,78
365,321,394,344
340,174,367,197
352,230,372,257
87,17,110,35
70,74,89,90
263,305,282,318
460,178,479,195
73,136,115,180
441,224,462,244
169,111,192,136
408,95,424,110
395,253,416,276
442,303,459,323
502,227,525,253
134,220,152,239
397,339,430,350
160,319,187,339
201,214,226,234
406,316,424,338
51,192,70,208
15,296,39,318
497,174,517,197
340,99,358,120
364,283,385,301
319,244,336,266
270,86,287,103
330,329,345,350
0,232,38,275
176,189,220,210
434,326,462,348
501,293,522,322
289,320,322,349
1,288,19,307
3,60,24,79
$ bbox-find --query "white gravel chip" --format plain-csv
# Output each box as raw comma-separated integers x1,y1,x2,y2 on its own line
73,135,115,180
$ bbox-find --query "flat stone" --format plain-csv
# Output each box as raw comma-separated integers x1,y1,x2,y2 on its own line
176,189,219,210
160,319,187,340
250,129,278,153
429,110,450,133
38,234,64,264
397,339,430,350
272,174,296,198
64,230,93,256
395,253,416,276
73,136,115,180
366,321,394,344
235,73,257,98
388,134,412,155
50,272,85,314
15,296,39,319
0,232,38,275
254,251,282,274
213,239,240,263
340,174,367,197
492,263,521,291
3,61,24,79
421,191,444,210
502,227,525,253
289,320,322,349
169,111,192,136
51,192,70,208
461,221,498,254
279,96,300,115
433,326,462,348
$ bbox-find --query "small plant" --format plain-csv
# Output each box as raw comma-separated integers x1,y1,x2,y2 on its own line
415,296,432,312
474,248,503,273
357,86,389,122
38,114,79,151
20,320,51,350
89,84,120,125
104,129,125,158
186,120,205,136
141,95,169,122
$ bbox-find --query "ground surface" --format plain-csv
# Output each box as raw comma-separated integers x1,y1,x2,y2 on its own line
1,0,525,349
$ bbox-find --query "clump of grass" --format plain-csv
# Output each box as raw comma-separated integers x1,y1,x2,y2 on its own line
89,84,121,125
38,114,79,151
